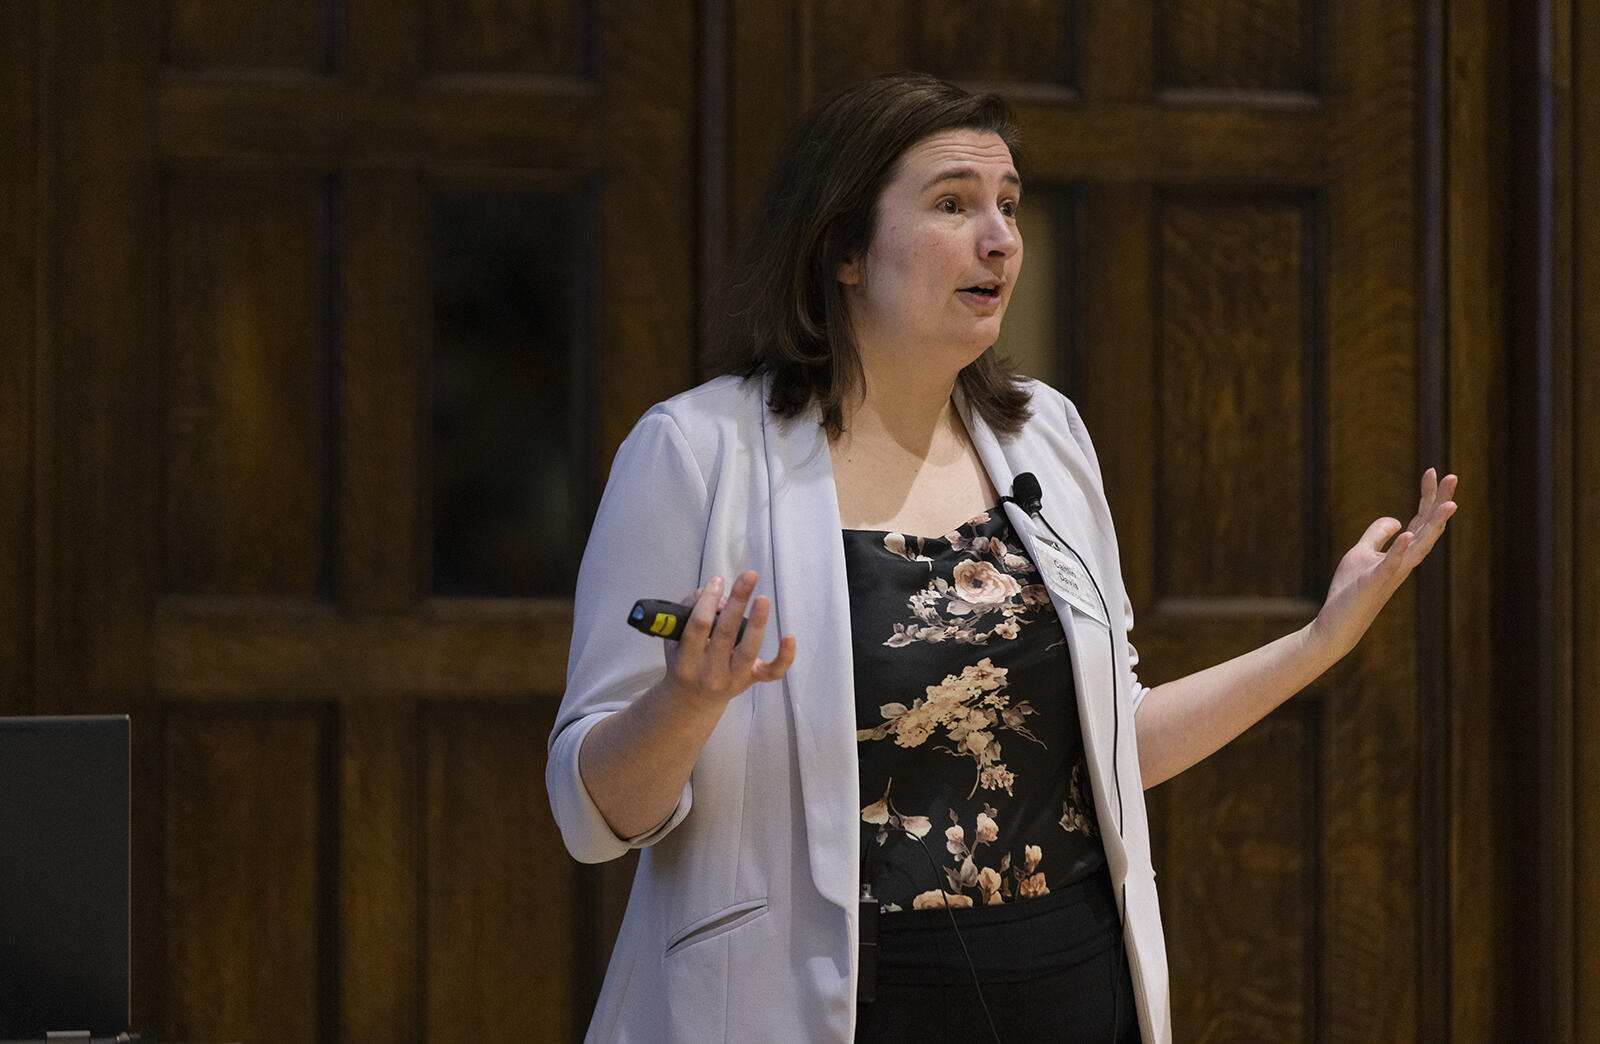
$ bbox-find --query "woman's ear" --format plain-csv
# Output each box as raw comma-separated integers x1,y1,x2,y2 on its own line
837,255,862,286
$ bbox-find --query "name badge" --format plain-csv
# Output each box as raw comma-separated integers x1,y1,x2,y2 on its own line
1030,536,1108,627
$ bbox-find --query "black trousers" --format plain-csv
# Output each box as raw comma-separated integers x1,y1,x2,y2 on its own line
854,869,1140,1044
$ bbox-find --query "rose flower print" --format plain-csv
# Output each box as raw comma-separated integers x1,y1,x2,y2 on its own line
856,659,1044,798
880,527,1051,647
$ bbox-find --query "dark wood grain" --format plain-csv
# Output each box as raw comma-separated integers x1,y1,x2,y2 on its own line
1320,2,1422,1038
727,0,803,251
1080,181,1157,613
424,0,589,78
1158,701,1320,1039
163,0,325,72
343,171,423,612
44,6,168,1032
1156,192,1313,602
157,78,604,170
1083,0,1151,99
1510,1,1579,1038
1009,103,1326,183
1576,8,1600,1037
0,0,36,716
1158,0,1316,91
161,170,329,599
162,707,325,1042
157,599,574,697
594,0,697,461
46,0,162,706
422,704,573,1044
346,0,423,88
1441,0,1514,1035
803,0,1077,92
339,701,421,1044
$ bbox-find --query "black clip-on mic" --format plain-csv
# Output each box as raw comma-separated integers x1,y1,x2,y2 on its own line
998,471,1043,516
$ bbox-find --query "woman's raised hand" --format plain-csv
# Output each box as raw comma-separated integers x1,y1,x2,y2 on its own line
1309,468,1459,658
664,570,797,707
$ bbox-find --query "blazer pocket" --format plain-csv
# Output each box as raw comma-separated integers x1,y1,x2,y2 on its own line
663,897,769,959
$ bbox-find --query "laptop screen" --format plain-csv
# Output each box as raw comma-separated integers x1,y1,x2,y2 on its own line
0,715,131,1037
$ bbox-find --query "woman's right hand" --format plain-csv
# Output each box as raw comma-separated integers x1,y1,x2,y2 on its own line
662,570,797,708
576,569,796,840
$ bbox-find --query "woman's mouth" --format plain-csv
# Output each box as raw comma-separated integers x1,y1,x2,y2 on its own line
958,284,1002,302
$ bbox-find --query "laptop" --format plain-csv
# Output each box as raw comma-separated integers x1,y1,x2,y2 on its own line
0,715,132,1042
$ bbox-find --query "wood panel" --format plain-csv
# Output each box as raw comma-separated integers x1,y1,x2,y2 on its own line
596,1,697,455
1157,701,1320,1038
1320,1,1422,1038
424,0,593,78
1156,192,1316,603
164,0,326,72
339,702,420,1043
1157,0,1317,92
161,170,331,599
343,171,424,613
1438,0,1514,1035
424,179,589,597
156,600,574,697
48,0,161,706
1576,6,1600,1037
162,706,328,1042
422,704,573,1044
805,0,1079,93
0,0,36,715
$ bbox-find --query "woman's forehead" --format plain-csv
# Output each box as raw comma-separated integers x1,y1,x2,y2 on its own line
893,130,1019,189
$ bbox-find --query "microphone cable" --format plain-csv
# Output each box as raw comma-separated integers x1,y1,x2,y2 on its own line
861,822,1004,1044
1002,472,1132,1043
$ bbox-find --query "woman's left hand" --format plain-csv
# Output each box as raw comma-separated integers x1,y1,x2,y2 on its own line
1308,468,1459,658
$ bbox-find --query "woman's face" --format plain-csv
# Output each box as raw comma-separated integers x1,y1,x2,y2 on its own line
838,129,1023,374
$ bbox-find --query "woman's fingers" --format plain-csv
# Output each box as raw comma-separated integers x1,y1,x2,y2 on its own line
752,635,798,683
709,571,759,658
667,571,793,700
1360,516,1405,551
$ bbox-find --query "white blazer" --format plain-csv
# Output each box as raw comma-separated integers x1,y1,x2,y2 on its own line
547,374,1171,1043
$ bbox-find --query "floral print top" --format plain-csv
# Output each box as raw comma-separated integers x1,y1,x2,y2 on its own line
847,505,1104,913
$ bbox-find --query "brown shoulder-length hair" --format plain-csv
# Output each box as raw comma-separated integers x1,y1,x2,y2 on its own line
709,72,1033,437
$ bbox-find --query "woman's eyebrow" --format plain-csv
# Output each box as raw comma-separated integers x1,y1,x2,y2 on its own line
919,168,1023,193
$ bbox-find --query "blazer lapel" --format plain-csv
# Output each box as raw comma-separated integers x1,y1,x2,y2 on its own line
761,389,860,912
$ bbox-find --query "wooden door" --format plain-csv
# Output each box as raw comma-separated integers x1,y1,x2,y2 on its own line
726,1,1430,1038
39,0,694,1040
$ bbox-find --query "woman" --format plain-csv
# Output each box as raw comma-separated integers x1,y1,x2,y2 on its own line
547,73,1456,1043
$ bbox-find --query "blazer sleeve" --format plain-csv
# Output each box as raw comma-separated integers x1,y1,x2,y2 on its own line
546,407,711,864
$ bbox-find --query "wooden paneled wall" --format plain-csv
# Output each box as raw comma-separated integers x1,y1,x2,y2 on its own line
0,0,36,718
22,0,692,1041
1577,5,1600,1032
2,0,1596,1040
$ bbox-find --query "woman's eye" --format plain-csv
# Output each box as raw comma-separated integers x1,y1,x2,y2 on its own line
938,198,959,214
1000,200,1018,218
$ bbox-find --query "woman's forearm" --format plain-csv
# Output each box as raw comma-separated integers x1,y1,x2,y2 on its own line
574,572,796,841
1135,470,1458,789
577,677,730,840
1132,624,1343,789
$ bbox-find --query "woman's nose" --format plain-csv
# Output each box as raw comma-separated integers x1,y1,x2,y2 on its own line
980,209,1020,257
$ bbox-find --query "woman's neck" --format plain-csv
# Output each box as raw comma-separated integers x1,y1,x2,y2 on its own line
828,362,996,534
840,350,963,452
